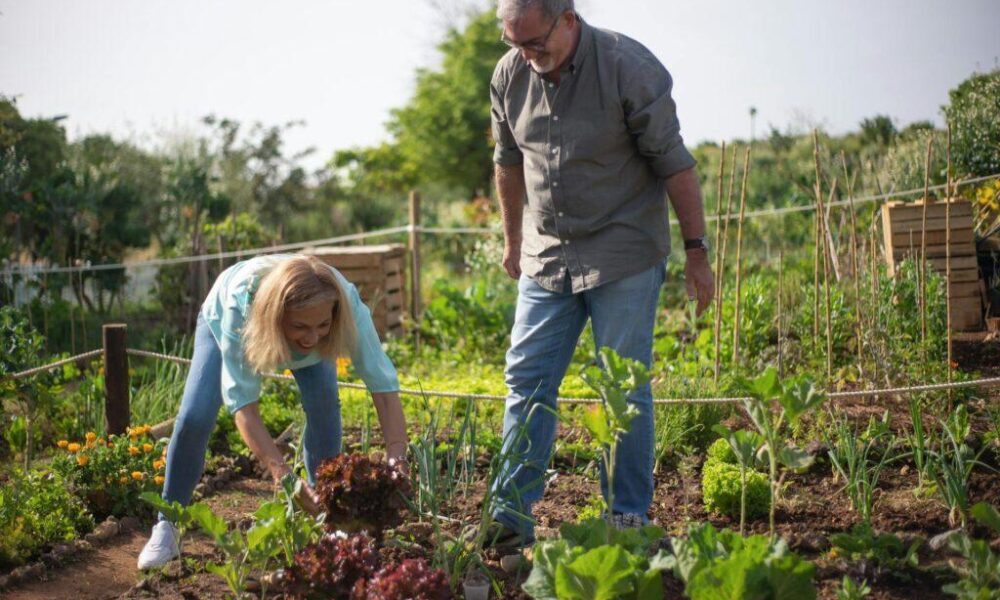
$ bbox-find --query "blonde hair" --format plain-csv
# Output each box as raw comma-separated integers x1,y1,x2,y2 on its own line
242,255,357,373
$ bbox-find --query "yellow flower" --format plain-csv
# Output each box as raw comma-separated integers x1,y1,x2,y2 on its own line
96,437,105,446
153,459,165,471
57,440,69,449
131,471,145,481
336,357,351,378
67,443,81,454
120,475,130,484
77,455,90,466
154,476,165,486
142,443,154,453
283,369,293,376
128,446,140,456
85,432,97,443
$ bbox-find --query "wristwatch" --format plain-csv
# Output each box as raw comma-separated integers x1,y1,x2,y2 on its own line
684,235,710,252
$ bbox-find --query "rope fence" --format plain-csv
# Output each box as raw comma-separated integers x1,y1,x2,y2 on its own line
9,346,1000,407
4,172,998,278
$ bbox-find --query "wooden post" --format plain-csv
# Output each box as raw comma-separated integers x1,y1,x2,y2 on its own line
103,323,130,435
732,146,751,365
408,191,422,324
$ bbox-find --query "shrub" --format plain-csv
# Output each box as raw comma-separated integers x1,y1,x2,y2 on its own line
314,453,412,535
285,532,379,600
702,461,770,520
360,558,451,600
0,470,94,568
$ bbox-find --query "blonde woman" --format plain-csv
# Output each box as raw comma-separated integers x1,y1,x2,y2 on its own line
138,254,408,569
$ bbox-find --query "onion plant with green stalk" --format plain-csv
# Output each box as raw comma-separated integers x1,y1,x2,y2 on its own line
578,347,650,540
738,367,826,539
928,406,995,528
824,414,904,525
711,424,765,535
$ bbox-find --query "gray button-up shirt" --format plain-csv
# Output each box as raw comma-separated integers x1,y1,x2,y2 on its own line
490,18,696,293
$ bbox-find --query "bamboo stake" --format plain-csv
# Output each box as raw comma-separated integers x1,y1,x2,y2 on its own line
777,247,784,378
945,125,954,408
713,142,727,386
718,144,739,369
812,132,823,350
919,138,933,355
732,146,751,365
820,179,835,383
840,153,864,373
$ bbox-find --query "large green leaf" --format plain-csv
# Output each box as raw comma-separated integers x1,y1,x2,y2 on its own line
971,502,1000,534
555,545,635,600
187,503,228,540
581,405,613,447
522,539,576,600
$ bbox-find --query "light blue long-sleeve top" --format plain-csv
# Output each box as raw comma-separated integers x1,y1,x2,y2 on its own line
200,254,400,414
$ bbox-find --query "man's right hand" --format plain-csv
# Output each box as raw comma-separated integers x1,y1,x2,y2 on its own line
502,239,522,279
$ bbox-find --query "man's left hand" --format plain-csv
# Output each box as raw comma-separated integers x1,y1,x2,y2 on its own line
684,249,715,316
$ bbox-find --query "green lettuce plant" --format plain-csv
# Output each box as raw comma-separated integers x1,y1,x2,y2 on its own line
941,502,1000,599
711,426,767,534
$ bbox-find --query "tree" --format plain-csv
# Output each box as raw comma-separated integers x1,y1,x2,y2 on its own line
943,69,1000,178
859,115,897,148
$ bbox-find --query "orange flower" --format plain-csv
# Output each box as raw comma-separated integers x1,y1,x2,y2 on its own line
153,459,165,471
85,432,97,443
128,446,140,456
336,357,351,378
142,443,154,453
120,475,130,484
131,471,145,481
57,440,69,449
77,455,90,466
67,443,81,454
154,476,165,486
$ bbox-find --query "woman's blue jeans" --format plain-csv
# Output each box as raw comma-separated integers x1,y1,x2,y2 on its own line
160,314,341,515
492,263,665,540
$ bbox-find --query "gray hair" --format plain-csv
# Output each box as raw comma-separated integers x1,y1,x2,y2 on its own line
496,0,575,21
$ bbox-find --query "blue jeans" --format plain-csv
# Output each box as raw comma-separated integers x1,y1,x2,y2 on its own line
160,314,342,515
492,264,665,540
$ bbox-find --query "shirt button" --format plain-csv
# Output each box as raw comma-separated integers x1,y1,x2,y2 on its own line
564,240,570,245
558,211,565,217
552,181,559,187
553,115,560,121
551,148,558,155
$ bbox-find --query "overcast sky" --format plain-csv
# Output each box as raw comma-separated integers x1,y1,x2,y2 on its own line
2,0,999,171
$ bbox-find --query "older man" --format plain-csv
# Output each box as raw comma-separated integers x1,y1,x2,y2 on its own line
486,0,715,547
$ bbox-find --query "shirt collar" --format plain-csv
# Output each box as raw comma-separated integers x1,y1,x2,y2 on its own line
566,15,593,75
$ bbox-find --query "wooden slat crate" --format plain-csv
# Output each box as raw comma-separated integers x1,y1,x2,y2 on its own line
303,244,407,338
882,198,983,331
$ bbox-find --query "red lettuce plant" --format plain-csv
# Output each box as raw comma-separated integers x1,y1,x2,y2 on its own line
359,558,452,600
284,532,379,599
314,453,411,535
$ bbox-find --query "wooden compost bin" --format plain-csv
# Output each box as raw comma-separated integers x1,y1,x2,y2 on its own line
304,244,406,339
881,198,983,331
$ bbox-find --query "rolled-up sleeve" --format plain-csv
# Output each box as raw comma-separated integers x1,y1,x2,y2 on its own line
490,66,523,166
623,61,696,179
344,281,400,393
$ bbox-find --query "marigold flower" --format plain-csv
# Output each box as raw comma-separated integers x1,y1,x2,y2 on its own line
85,432,97,443
128,446,140,456
142,443,154,453
67,443,81,454
283,368,293,376
154,476,165,485
77,455,90,466
57,440,69,449
120,475,130,484
153,459,165,471
131,471,145,481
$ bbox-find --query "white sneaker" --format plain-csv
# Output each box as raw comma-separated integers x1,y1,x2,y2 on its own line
137,520,180,569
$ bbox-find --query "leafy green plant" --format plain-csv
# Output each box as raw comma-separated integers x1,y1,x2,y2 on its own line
738,367,826,537
701,459,770,524
711,425,767,534
665,521,816,600
522,518,672,600
0,469,94,568
941,502,1000,599
578,347,650,529
836,576,872,600
829,523,921,574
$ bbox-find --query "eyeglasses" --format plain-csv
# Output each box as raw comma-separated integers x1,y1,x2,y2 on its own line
500,16,560,53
